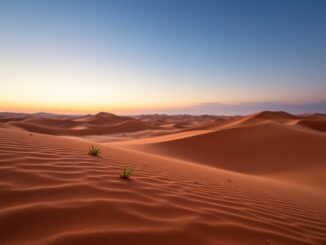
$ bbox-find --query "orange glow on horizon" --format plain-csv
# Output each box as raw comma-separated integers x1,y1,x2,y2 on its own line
0,100,198,115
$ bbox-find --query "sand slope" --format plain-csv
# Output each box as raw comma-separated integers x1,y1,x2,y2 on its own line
133,122,326,172
0,127,325,245
126,119,326,189
296,119,326,132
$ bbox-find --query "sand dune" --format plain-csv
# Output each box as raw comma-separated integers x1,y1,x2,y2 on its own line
250,111,297,120
0,111,326,244
8,113,157,137
125,115,326,189
296,119,326,132
234,111,297,126
132,121,326,174
0,117,29,123
77,112,132,124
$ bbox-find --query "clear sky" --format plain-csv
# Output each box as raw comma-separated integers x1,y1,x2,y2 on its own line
0,0,325,114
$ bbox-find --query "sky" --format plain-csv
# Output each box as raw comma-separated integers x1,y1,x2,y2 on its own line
0,0,325,115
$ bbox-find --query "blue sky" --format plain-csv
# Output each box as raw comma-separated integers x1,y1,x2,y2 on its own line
0,0,325,114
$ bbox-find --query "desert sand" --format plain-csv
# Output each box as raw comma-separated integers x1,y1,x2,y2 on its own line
0,111,325,244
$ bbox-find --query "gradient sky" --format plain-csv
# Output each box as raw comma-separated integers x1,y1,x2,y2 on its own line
0,0,325,114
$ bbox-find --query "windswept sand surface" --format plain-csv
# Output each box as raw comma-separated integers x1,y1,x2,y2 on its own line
0,111,326,244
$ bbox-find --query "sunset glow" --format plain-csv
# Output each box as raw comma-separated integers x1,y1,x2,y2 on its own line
1,0,325,114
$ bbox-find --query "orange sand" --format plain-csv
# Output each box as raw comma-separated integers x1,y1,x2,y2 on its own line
0,111,325,244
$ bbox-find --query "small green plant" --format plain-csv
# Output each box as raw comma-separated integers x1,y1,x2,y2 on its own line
120,166,134,180
88,145,101,156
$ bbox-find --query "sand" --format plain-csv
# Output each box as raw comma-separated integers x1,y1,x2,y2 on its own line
0,111,325,244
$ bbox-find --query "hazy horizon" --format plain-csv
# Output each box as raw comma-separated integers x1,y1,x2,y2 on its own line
1,100,326,116
1,0,325,114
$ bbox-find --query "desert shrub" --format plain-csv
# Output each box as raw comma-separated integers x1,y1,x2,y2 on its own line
120,166,134,179
88,145,101,156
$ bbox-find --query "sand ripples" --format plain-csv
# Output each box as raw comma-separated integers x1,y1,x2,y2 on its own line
0,128,325,244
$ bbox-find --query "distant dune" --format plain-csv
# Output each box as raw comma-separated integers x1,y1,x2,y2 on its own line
6,112,157,136
77,112,132,124
0,111,325,244
296,118,326,132
250,111,297,119
236,111,297,125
